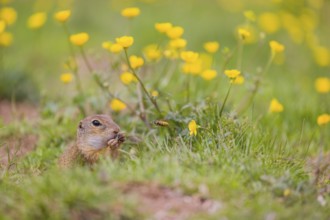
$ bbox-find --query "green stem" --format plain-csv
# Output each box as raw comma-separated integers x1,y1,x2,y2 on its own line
237,39,243,70
219,83,232,117
80,46,93,73
124,49,162,115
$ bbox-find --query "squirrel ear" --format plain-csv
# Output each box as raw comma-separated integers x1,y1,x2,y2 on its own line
79,122,83,129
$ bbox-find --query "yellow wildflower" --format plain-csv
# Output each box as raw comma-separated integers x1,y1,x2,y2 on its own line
317,114,330,126
203,41,219,53
116,36,134,48
224,69,241,79
166,26,184,39
163,49,179,59
129,55,144,69
238,28,251,40
110,99,127,112
27,12,47,29
182,60,202,75
120,72,137,85
70,32,89,46
180,51,199,63
244,10,256,22
143,44,161,61
188,120,198,136
0,20,6,33
121,7,140,19
110,43,123,53
315,77,330,93
258,12,281,34
269,40,285,54
313,46,329,67
151,90,159,97
0,7,17,25
102,41,112,50
169,38,187,49
283,189,291,197
0,31,12,47
155,22,173,33
54,10,71,23
201,69,217,81
232,75,245,84
60,73,74,84
269,98,284,113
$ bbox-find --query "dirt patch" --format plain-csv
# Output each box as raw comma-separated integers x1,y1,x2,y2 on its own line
0,100,39,124
120,181,222,220
307,152,330,195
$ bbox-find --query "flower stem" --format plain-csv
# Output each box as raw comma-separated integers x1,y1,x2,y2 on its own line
219,83,232,117
124,48,162,115
80,46,93,73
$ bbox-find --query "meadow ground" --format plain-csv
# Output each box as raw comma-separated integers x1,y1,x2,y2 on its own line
0,0,330,219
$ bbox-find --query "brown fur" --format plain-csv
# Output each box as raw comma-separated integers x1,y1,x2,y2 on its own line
58,115,125,168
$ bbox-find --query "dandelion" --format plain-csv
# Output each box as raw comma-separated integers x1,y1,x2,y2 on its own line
110,43,123,53
116,36,134,48
224,69,241,79
203,41,219,53
27,12,47,29
201,69,217,80
238,28,251,40
232,75,245,84
54,10,71,23
269,98,284,113
120,72,137,85
317,114,330,126
315,77,330,93
188,120,198,136
0,20,6,33
180,51,199,63
166,26,184,39
129,55,144,69
70,32,89,46
121,7,140,18
269,40,285,54
110,99,127,112
169,38,187,49
60,73,74,84
258,12,281,34
143,44,161,61
155,22,173,33
0,7,17,25
0,31,12,47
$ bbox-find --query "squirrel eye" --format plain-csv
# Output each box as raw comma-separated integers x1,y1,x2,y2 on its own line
92,120,102,126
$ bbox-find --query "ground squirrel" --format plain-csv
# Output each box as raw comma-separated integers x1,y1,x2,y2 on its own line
58,114,125,168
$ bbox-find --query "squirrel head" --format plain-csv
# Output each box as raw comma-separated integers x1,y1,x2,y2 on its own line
76,115,124,153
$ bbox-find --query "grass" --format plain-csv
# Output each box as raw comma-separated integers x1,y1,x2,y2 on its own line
1,0,330,219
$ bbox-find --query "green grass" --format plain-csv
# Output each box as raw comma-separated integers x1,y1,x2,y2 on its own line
1,0,330,219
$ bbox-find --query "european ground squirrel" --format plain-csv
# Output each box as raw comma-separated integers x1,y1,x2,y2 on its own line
58,115,125,168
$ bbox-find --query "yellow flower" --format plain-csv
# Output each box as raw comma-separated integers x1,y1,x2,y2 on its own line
60,73,74,84
269,98,284,113
120,72,137,85
0,31,13,47
0,20,6,33
188,120,198,136
27,12,47,30
129,55,144,69
232,75,245,84
110,99,127,112
283,189,291,197
180,51,199,63
313,46,329,67
151,90,159,97
0,7,17,26
116,36,134,48
269,40,285,54
224,69,241,79
258,12,281,34
238,28,251,40
70,32,89,46
315,77,330,93
163,49,179,59
317,114,330,126
201,69,217,81
54,10,71,23
182,60,202,75
121,7,140,18
102,41,112,50
166,26,184,39
169,38,187,49
110,43,123,53
155,22,173,33
143,44,162,61
203,41,219,53
244,10,256,22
